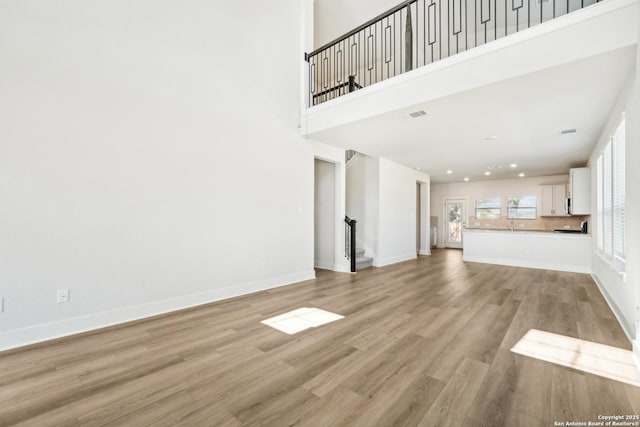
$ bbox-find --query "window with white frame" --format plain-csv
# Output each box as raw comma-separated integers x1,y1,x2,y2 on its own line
596,116,625,271
507,195,537,219
475,197,501,219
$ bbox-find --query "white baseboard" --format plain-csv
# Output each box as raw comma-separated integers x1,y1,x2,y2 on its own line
462,255,591,274
375,253,417,267
0,270,316,352
591,273,635,343
419,249,431,256
314,260,336,270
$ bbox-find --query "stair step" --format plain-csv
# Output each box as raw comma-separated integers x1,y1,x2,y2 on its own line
355,248,366,257
356,256,373,270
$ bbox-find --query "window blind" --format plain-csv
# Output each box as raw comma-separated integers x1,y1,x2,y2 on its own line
603,141,612,258
596,155,604,252
613,119,625,265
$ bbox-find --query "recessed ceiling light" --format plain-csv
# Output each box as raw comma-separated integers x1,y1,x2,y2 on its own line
484,171,491,176
415,167,421,170
446,170,453,174
510,163,518,168
519,173,525,177
560,128,577,135
464,177,469,181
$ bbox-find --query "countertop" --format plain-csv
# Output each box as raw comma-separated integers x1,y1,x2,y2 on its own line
463,228,591,237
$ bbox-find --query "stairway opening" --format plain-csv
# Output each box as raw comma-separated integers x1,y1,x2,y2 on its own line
314,159,336,270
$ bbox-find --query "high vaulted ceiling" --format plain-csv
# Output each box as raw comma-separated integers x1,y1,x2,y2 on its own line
308,46,636,183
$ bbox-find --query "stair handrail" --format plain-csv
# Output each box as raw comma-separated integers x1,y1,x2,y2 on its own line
344,216,357,272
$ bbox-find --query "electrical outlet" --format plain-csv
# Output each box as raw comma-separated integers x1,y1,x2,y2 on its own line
57,289,70,304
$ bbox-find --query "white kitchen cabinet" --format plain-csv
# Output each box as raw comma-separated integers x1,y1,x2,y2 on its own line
540,184,568,216
569,167,591,215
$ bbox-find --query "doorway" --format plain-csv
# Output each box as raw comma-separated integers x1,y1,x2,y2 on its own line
314,159,336,270
444,199,466,249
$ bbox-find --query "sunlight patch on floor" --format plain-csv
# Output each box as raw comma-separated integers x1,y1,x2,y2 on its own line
511,329,640,387
261,307,344,335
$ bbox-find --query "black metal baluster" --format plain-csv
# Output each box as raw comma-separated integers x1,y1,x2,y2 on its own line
447,0,450,58
439,0,442,60
505,0,508,37
343,40,347,96
377,21,380,83
494,0,497,40
465,0,468,52
415,1,419,68
359,31,362,88
539,0,543,23
475,0,478,47
400,8,403,72
406,3,413,71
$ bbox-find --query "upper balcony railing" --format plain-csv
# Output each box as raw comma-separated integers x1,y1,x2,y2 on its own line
305,0,603,106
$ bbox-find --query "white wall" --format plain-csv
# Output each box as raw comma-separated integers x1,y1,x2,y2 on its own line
430,174,572,247
311,141,350,272
377,158,429,265
588,66,639,342
0,0,316,350
346,155,429,266
634,2,640,373
314,159,336,269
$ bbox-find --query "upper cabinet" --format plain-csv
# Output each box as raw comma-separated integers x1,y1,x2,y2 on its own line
569,167,591,215
540,184,568,216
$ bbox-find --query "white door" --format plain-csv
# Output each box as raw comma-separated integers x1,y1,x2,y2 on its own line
444,199,465,249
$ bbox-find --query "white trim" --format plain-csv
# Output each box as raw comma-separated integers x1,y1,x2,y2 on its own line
591,273,635,342
419,249,431,256
314,260,337,270
375,253,417,267
0,270,316,352
462,255,591,274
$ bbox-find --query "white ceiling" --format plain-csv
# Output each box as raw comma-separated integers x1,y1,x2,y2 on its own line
308,46,636,183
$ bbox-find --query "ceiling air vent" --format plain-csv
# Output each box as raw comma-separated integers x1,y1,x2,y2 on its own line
560,128,577,135
408,110,428,118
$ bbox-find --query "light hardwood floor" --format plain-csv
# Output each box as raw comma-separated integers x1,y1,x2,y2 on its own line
1,249,638,426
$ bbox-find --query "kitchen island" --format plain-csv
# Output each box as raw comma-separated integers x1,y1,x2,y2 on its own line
462,228,591,273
